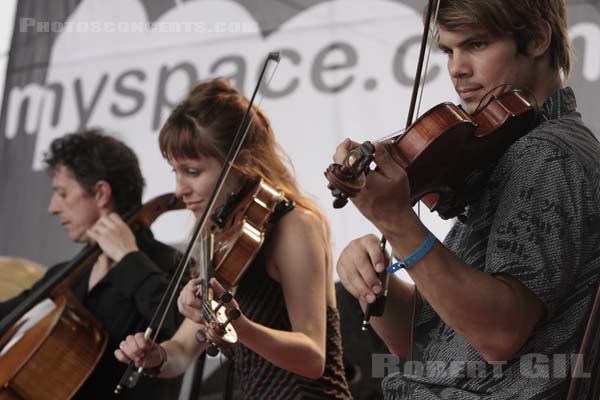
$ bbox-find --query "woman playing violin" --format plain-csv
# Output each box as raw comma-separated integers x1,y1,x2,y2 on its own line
334,0,600,399
115,78,352,398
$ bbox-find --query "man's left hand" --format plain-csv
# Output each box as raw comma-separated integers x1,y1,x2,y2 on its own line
87,213,139,263
333,140,415,233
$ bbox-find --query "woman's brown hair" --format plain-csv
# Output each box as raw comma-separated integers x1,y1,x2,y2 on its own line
159,78,330,235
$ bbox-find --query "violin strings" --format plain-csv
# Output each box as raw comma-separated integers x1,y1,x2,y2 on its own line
474,84,510,113
201,228,212,313
377,127,407,142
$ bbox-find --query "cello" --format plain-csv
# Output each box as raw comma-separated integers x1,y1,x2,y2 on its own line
0,193,183,400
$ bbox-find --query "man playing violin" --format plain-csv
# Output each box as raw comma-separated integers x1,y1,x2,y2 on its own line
335,0,600,398
0,130,183,400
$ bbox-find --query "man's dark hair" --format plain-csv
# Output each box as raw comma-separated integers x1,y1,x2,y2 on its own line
44,129,145,214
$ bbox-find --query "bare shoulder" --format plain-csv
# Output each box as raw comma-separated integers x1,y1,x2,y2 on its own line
266,208,329,277
271,207,326,242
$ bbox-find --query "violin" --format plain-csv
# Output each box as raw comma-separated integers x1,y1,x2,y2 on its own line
325,89,538,219
193,175,292,356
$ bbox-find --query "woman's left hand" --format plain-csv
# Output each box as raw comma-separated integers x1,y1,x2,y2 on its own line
177,277,207,324
208,277,241,312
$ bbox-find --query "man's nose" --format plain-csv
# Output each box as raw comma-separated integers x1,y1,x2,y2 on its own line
448,51,472,80
48,195,60,214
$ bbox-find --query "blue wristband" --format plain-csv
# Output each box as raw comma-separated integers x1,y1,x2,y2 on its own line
387,232,437,273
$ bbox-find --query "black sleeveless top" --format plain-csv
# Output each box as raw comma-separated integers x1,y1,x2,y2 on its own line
223,216,352,399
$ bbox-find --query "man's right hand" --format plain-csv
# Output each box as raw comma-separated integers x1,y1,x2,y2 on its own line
336,234,389,305
115,332,162,368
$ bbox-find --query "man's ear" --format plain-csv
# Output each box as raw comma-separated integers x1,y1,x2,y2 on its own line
93,180,113,211
530,19,552,58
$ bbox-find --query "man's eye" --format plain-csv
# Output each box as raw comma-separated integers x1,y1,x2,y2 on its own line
471,41,486,50
186,169,200,176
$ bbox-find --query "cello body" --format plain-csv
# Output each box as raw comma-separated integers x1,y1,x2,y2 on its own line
0,295,106,400
0,193,183,399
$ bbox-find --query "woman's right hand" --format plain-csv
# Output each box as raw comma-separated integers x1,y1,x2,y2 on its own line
177,277,207,324
114,332,162,368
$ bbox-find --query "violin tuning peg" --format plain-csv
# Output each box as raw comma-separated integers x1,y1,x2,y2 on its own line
225,308,241,324
219,292,233,304
333,197,348,209
206,343,220,357
361,141,375,152
213,291,233,313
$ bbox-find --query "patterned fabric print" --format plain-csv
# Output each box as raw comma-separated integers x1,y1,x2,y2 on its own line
223,245,352,399
382,87,600,399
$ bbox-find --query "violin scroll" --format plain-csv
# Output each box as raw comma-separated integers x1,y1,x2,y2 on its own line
195,291,240,356
324,141,375,208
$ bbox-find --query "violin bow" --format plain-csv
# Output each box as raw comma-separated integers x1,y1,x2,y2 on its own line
361,0,438,327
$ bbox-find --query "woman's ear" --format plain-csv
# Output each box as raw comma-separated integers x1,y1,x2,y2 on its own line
236,149,251,166
530,19,552,58
93,180,113,211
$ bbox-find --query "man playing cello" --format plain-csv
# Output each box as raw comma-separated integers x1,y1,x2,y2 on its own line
0,129,183,400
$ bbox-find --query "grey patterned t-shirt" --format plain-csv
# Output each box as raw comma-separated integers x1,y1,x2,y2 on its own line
382,87,600,400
